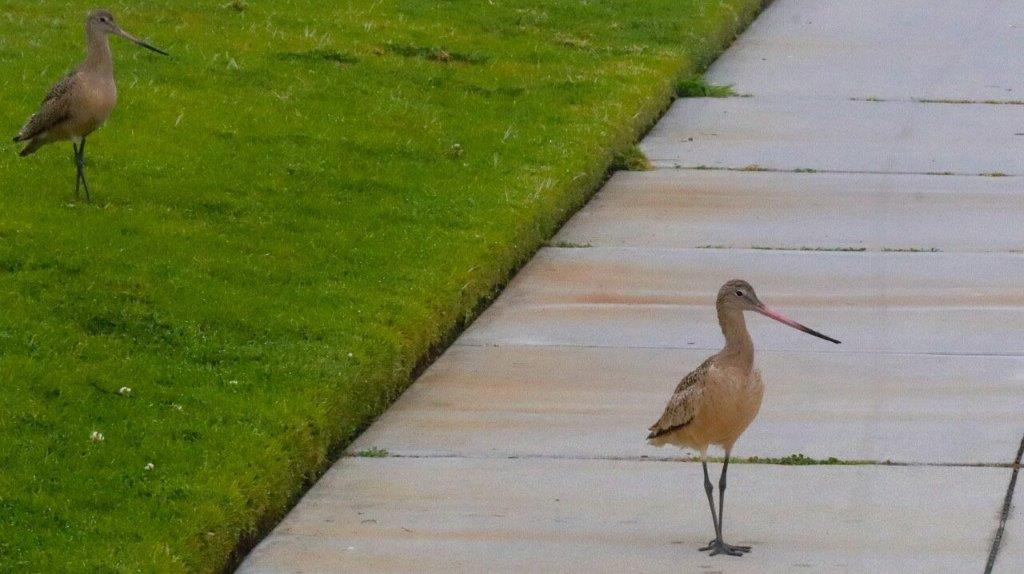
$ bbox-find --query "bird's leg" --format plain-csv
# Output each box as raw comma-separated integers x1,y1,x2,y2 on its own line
77,138,91,202
703,453,752,557
697,459,721,551
72,143,82,199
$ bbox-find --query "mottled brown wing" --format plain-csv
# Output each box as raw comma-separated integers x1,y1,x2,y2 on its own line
15,71,77,142
647,357,712,439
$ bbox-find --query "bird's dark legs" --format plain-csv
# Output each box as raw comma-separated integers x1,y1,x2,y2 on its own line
699,459,720,543
72,143,81,198
698,453,752,557
78,139,90,201
717,454,752,555
74,139,90,202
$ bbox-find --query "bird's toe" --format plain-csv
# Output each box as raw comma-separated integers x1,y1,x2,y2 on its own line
700,540,751,557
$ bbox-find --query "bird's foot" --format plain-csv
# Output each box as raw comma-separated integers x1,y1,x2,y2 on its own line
699,538,751,556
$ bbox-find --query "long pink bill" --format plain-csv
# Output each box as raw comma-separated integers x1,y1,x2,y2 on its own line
755,305,841,344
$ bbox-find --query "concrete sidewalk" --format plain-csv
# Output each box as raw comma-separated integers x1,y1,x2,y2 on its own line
240,1,1024,572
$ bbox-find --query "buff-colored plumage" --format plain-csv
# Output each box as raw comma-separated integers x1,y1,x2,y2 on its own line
13,10,167,199
15,68,116,157
648,281,766,455
647,279,839,557
15,11,121,156
647,356,764,455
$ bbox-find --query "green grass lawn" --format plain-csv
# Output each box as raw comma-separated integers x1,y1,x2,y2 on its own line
0,1,764,570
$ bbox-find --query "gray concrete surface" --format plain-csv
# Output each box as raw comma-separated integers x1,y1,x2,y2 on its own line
240,1,1024,571
461,248,1024,354
642,97,1024,174
350,344,1024,464
241,458,1007,573
554,171,1024,251
706,0,1024,101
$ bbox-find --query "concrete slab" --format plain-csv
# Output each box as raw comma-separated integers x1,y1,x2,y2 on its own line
460,248,1024,354
348,345,1024,465
238,458,1006,573
640,97,1024,174
554,170,1024,251
993,456,1024,573
242,1,1024,569
706,0,1024,101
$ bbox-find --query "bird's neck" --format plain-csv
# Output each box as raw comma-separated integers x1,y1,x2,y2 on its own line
717,306,754,370
83,29,114,77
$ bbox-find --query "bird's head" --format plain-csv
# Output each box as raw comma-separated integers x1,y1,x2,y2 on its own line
717,279,762,312
86,10,118,33
86,9,169,56
717,279,840,344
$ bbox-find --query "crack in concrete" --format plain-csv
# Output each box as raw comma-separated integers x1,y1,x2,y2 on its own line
847,96,1024,106
646,164,1024,178
342,451,1020,470
985,432,1024,573
540,246,1024,256
454,341,1024,358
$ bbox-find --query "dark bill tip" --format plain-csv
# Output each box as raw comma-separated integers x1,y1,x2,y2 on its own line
756,305,841,345
137,41,170,56
796,324,842,345
117,29,169,56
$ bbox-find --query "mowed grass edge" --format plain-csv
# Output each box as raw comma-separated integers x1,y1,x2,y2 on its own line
0,1,766,571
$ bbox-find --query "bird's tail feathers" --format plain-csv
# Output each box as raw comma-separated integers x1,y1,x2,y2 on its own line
17,138,42,157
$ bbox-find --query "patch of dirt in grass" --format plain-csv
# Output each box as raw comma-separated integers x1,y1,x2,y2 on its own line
384,42,488,64
277,50,359,65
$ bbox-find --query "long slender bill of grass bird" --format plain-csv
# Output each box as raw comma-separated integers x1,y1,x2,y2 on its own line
648,280,840,556
13,10,168,201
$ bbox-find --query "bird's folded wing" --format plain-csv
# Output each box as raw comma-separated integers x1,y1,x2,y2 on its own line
647,358,711,438
15,73,76,142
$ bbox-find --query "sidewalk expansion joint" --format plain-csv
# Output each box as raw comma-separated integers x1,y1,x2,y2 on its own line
693,246,950,253
645,165,1023,178
540,246,1024,256
849,96,1024,106
454,341,1024,358
342,451,1019,470
726,94,1024,106
984,432,1024,573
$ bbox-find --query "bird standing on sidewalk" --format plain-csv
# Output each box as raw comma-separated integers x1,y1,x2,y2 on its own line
12,9,168,200
648,279,840,556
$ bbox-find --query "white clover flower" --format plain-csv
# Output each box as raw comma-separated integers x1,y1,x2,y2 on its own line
118,386,132,396
227,380,239,385
144,463,155,471
90,431,104,442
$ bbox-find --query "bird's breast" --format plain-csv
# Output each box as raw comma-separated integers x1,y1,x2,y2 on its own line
88,79,117,117
75,77,117,134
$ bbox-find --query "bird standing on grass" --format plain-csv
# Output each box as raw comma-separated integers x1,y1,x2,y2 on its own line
648,280,840,556
12,9,168,201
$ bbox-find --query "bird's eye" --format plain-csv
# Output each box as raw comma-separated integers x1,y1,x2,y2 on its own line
735,290,744,296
